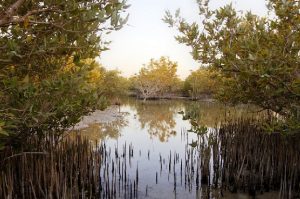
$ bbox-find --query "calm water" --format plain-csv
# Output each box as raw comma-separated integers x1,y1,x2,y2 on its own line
74,98,277,199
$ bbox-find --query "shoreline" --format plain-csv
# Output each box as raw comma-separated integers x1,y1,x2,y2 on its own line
71,105,125,130
129,95,216,102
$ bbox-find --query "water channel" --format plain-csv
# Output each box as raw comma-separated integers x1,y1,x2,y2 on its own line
72,98,279,199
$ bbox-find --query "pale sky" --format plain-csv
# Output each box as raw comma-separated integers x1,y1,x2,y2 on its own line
99,0,268,79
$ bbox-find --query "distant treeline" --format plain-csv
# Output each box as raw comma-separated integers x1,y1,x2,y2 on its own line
126,56,219,101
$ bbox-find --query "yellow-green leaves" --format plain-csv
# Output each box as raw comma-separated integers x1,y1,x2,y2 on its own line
133,57,181,100
0,121,8,137
183,68,218,99
165,0,300,132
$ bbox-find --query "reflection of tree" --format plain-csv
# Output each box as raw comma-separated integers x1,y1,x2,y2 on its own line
184,101,261,127
68,118,127,144
134,100,182,142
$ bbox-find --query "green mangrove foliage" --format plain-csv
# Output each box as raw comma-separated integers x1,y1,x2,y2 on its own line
0,0,129,148
183,67,219,99
132,56,182,101
100,69,130,100
164,0,300,133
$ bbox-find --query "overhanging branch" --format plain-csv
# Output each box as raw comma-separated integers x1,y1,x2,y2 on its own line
0,0,26,26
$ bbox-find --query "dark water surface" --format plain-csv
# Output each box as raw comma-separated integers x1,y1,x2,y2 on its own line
75,99,278,199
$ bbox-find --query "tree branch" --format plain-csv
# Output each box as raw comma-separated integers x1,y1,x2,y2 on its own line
27,20,83,33
0,0,26,26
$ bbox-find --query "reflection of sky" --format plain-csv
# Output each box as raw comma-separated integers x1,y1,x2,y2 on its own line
104,104,199,199
99,101,272,199
73,99,271,198
100,0,268,79
76,99,259,143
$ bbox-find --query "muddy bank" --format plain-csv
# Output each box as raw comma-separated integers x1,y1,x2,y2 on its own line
72,105,125,130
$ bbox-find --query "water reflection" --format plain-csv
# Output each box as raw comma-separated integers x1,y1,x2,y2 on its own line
74,98,259,143
131,100,183,142
69,117,127,144
123,99,259,142
72,98,279,199
76,99,259,142
183,101,259,127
